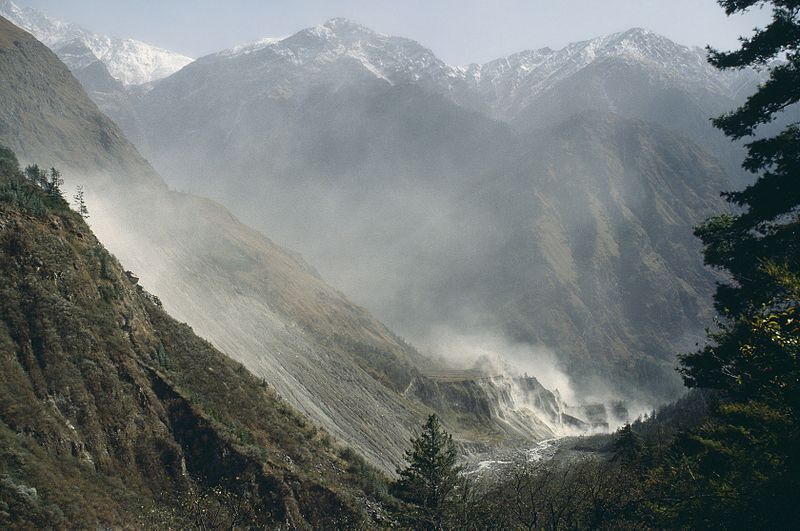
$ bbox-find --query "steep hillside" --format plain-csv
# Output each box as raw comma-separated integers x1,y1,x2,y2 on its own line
0,152,383,528
128,69,513,315
370,113,727,403
0,16,161,187
465,114,727,400
0,14,428,472
0,15,593,471
508,51,748,186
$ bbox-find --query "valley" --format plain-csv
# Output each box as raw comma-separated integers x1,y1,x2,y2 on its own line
86,17,741,405
1,1,798,527
0,9,618,478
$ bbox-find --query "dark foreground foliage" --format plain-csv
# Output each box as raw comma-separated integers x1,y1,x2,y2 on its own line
673,0,800,527
390,1,800,528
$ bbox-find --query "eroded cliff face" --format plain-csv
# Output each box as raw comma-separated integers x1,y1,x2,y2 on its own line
407,371,628,452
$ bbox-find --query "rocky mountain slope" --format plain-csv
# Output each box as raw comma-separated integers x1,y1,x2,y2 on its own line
0,14,428,472
0,15,611,473
0,149,384,528
0,0,192,85
117,18,734,404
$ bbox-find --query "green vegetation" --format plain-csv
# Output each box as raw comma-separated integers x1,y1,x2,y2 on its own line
386,414,647,529
382,2,800,528
0,151,70,217
0,145,18,176
392,415,462,529
671,0,800,526
73,185,89,219
681,0,800,408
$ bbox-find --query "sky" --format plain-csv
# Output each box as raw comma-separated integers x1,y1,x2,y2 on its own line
19,0,771,65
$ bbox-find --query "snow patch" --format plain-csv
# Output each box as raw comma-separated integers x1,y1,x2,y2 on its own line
0,0,193,85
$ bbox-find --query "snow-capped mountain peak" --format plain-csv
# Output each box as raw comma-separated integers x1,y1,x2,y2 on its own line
211,17,460,90
321,17,378,38
0,0,192,85
206,19,757,110
219,36,284,58
217,17,383,59
453,26,762,120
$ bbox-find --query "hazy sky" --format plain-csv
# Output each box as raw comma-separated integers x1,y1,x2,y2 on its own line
20,0,770,64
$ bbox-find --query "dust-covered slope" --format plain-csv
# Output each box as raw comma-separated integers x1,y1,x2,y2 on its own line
0,15,585,471
0,14,428,472
0,152,382,529
118,17,733,405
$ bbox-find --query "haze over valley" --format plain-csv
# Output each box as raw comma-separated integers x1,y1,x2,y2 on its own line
1,1,798,528
0,0,764,441
3,2,757,405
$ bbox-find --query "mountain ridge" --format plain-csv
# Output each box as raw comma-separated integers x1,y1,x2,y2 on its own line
204,18,760,121
0,15,614,474
114,16,738,407
0,0,192,85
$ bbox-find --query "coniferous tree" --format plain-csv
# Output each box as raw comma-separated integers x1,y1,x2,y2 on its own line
668,2,800,526
47,167,63,197
73,185,89,219
24,164,46,189
392,414,461,529
680,0,800,411
612,423,643,464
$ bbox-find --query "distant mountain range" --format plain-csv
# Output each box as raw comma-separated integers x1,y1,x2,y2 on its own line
1,3,774,448
204,18,759,121
88,17,753,405
0,0,192,85
0,12,627,479
0,4,767,186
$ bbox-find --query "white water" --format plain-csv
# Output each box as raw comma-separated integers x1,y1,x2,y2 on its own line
526,437,563,462
465,436,566,476
467,458,513,476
